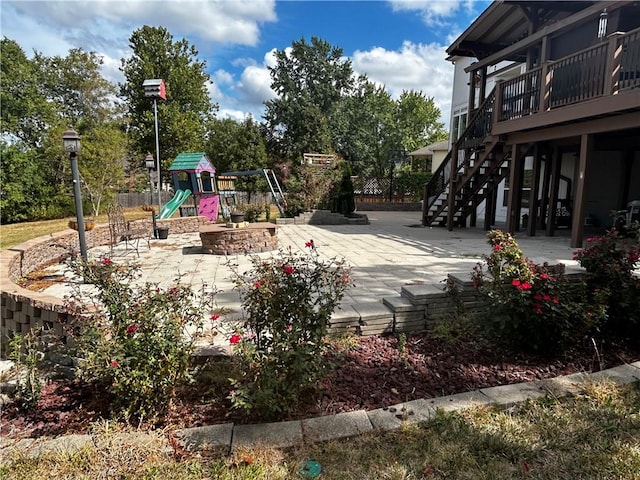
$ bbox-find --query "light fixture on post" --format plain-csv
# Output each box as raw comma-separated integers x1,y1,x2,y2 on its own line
62,127,87,261
598,8,608,39
388,149,405,202
143,78,166,208
144,152,156,206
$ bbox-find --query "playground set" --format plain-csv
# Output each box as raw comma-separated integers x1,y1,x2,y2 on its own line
154,152,285,224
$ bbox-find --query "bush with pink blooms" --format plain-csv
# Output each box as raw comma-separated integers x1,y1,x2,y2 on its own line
69,257,218,422
471,230,603,354
227,240,352,419
573,222,640,345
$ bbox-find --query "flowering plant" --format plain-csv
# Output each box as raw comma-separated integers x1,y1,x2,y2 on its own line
573,223,640,344
472,230,603,353
68,257,218,422
226,240,352,419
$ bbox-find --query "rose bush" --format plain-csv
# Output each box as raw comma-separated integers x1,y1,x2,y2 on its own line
68,257,221,422
573,222,640,345
472,230,604,354
227,240,352,419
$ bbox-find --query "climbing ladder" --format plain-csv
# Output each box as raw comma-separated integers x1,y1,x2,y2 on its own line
218,169,286,217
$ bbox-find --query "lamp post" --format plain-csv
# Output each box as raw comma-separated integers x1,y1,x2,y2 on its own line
143,78,166,209
144,152,156,206
388,149,405,202
62,127,87,261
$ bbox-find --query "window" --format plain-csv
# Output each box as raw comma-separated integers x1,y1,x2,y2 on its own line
451,108,468,142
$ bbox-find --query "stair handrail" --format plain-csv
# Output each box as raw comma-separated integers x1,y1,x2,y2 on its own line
422,86,497,224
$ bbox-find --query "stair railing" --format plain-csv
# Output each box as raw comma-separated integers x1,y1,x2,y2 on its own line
422,86,496,225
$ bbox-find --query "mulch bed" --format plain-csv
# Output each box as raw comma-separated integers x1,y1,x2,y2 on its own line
2,332,638,440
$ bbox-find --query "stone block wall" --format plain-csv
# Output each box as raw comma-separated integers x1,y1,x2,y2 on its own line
0,216,207,356
200,223,278,255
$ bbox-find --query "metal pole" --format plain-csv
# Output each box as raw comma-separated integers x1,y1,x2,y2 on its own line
70,152,88,261
153,98,161,208
147,168,154,206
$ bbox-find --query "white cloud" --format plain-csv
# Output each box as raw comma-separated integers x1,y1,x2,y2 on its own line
389,0,475,25
352,41,454,127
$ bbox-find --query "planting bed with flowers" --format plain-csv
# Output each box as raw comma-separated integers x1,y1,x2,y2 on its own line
3,227,639,440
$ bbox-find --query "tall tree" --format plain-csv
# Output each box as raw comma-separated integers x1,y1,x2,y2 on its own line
396,90,448,152
0,38,55,148
120,26,217,176
263,37,354,163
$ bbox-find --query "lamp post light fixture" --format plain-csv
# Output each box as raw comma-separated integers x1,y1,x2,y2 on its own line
62,127,88,261
144,152,157,206
143,78,166,209
388,149,405,202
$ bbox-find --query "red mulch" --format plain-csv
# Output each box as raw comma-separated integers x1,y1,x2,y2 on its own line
2,332,638,440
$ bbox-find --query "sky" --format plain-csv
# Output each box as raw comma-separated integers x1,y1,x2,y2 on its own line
1,0,491,130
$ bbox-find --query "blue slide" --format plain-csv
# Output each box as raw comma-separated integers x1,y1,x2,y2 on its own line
156,189,192,219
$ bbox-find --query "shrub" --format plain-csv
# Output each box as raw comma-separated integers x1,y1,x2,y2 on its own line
69,257,218,422
573,223,640,344
8,330,44,410
227,240,352,419
471,230,604,354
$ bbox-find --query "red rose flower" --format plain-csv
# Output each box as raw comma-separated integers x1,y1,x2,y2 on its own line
110,360,119,368
520,282,532,290
283,265,294,275
229,334,242,345
210,314,220,322
126,324,138,335
254,281,261,289
102,258,112,265
305,239,314,248
511,279,521,287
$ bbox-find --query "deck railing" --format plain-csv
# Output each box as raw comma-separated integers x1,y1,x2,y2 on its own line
496,27,640,121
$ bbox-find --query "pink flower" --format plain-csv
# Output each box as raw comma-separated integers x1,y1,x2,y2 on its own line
543,294,551,301
102,258,112,265
229,333,242,345
210,314,220,322
110,360,119,368
342,274,350,283
539,273,548,280
493,244,502,251
520,282,532,290
552,297,559,304
285,324,292,331
534,294,543,301
511,279,521,287
254,281,261,289
283,265,294,275
305,239,314,248
126,324,138,335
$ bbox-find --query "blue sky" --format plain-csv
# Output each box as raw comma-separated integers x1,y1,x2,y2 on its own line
1,0,491,128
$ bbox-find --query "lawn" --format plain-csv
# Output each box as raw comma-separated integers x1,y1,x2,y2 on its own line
3,382,639,479
0,208,150,250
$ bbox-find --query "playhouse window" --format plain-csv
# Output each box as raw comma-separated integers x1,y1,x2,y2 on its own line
200,171,214,192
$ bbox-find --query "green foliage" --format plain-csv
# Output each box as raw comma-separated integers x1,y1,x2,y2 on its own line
71,257,214,422
329,160,356,215
396,90,448,152
394,171,431,201
8,330,43,410
574,223,640,345
120,26,216,174
471,230,604,354
227,243,352,419
0,38,56,147
264,36,354,161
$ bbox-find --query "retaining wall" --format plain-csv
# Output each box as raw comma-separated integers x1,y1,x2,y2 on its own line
0,216,207,356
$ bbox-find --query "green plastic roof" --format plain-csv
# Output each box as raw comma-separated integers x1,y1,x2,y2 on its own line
168,152,214,172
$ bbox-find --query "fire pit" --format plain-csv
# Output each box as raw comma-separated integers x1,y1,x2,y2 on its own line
199,222,278,255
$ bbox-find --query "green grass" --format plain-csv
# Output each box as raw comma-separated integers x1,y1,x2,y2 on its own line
3,382,639,479
0,209,151,250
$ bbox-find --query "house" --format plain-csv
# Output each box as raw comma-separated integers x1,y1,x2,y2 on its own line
422,0,640,247
408,140,449,173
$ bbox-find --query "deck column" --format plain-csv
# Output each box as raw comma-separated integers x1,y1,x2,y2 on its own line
527,144,543,236
546,146,561,237
571,135,592,248
506,144,523,233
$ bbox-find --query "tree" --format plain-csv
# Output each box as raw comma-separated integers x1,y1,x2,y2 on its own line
206,117,270,197
36,48,120,130
120,26,217,177
263,37,354,163
79,123,128,216
0,38,55,148
396,90,448,152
